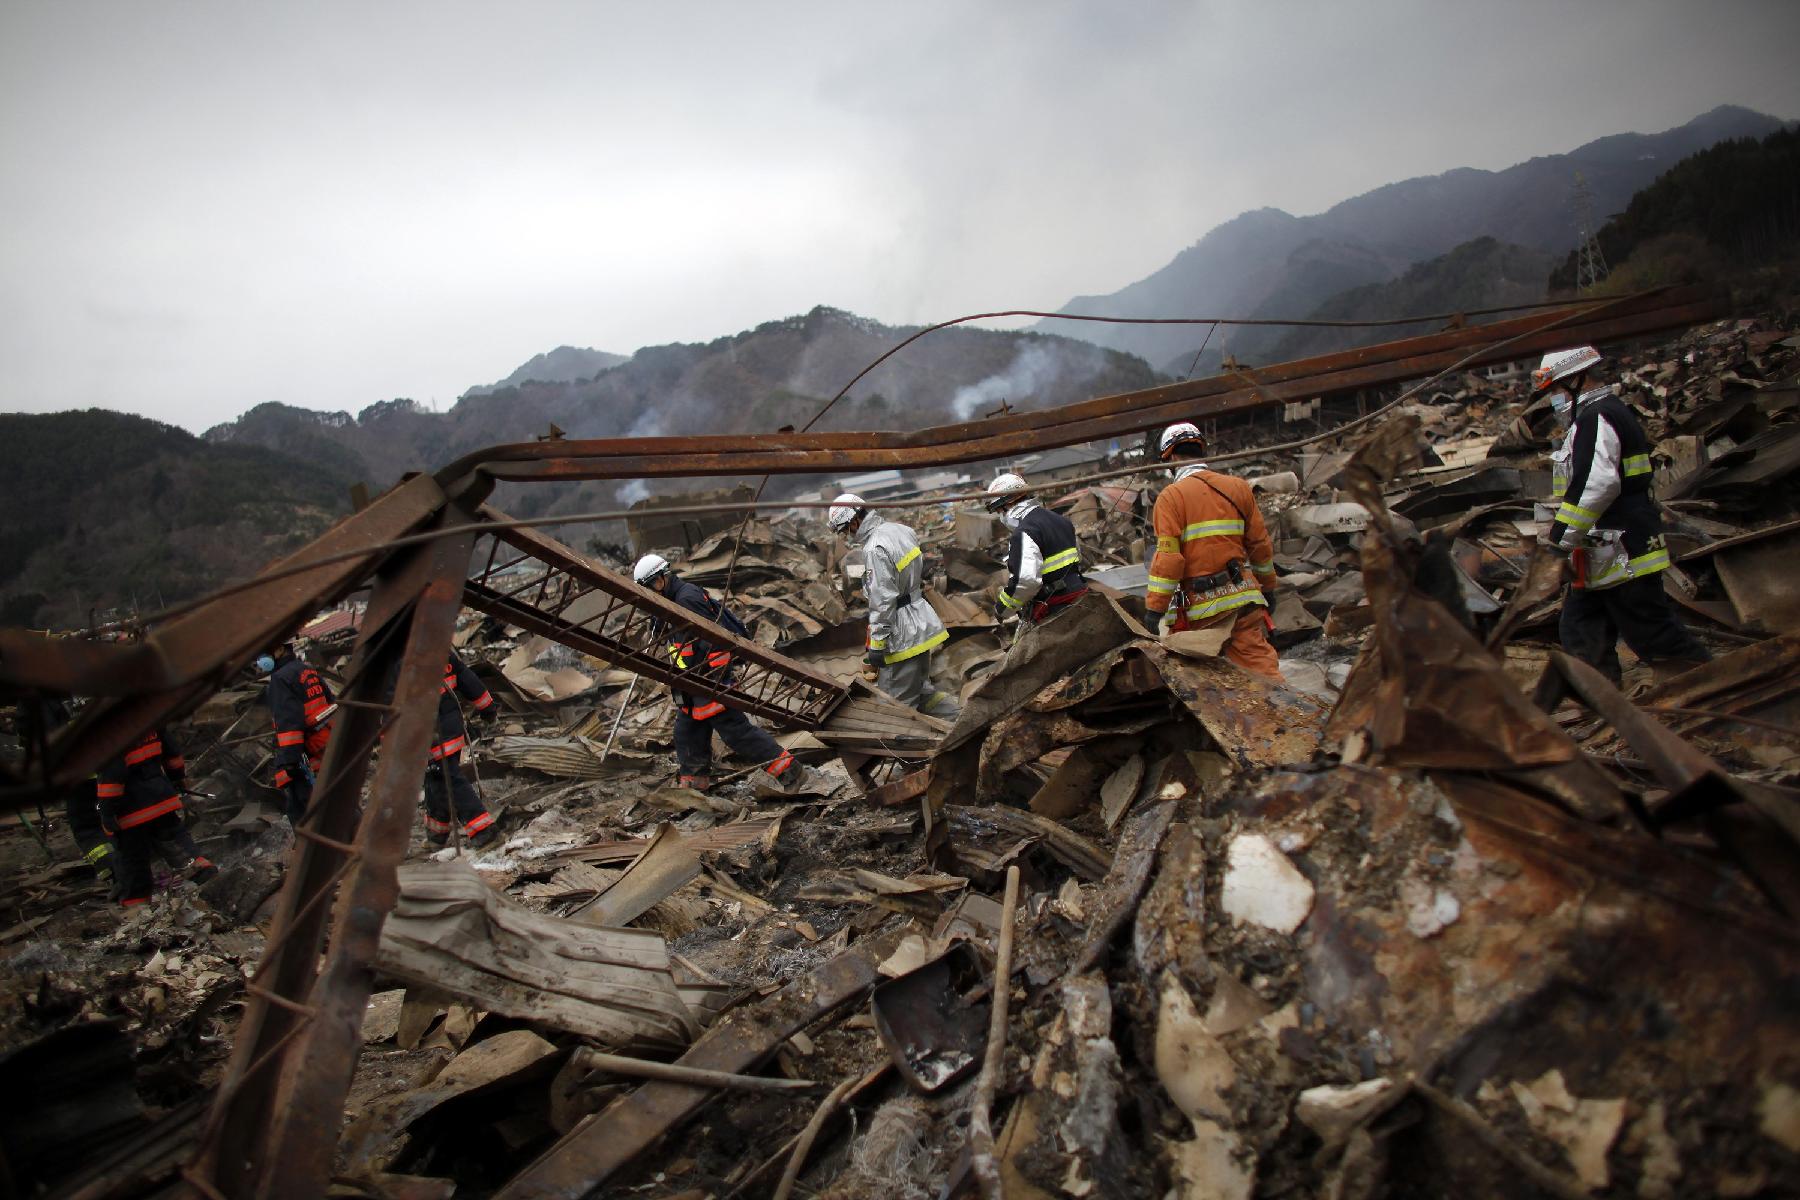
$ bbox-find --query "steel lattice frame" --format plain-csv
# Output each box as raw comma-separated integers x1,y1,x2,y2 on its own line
0,285,1720,1199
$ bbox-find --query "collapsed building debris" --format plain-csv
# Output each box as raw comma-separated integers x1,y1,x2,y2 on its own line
6,291,1800,1198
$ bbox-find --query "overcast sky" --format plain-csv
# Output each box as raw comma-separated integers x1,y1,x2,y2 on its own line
3,1,1796,433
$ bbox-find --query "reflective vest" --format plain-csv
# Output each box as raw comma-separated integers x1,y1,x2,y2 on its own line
1547,387,1667,591
1146,467,1277,622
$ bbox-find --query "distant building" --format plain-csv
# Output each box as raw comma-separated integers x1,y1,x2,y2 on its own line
626,484,755,556
831,469,909,501
1017,442,1115,483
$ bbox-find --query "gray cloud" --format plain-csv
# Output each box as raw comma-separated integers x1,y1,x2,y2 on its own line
1,0,1796,432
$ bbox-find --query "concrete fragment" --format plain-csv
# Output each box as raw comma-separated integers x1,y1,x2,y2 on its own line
1508,1069,1626,1191
1285,502,1371,538
1165,1119,1255,1200
1623,1099,1682,1198
1759,1081,1800,1154
1401,878,1461,938
1295,1078,1397,1148
1220,834,1314,934
361,989,406,1044
1154,976,1235,1124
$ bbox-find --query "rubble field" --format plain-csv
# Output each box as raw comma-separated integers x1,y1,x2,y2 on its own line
4,315,1800,1199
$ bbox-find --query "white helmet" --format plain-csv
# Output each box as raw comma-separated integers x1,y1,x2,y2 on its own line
1532,346,1601,392
632,553,671,585
984,472,1029,512
826,493,866,533
1159,421,1206,461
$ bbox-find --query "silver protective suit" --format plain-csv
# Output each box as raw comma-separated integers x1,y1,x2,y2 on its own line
854,514,949,709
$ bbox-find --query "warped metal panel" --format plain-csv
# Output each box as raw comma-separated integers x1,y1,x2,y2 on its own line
464,508,846,729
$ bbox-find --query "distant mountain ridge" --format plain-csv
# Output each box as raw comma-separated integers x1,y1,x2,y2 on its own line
465,345,630,395
1,410,355,626
1045,105,1793,372
206,306,1159,521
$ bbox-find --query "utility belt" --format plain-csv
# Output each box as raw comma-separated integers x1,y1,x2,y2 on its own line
1182,560,1248,600
897,590,920,610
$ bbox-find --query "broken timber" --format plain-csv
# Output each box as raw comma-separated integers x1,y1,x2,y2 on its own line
0,285,1726,1200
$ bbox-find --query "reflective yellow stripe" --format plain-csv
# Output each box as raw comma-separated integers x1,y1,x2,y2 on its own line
1248,559,1273,573
1622,454,1652,477
997,590,1024,610
867,637,886,649
1147,575,1179,595
896,546,921,572
1556,502,1600,529
1182,519,1245,540
1584,547,1672,588
883,628,948,665
1155,536,1180,554
1042,547,1079,572
1183,585,1267,622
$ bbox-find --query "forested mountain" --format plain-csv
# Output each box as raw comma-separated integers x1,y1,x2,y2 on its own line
1549,126,1800,291
465,345,630,396
0,411,355,626
1045,106,1791,373
1260,237,1556,364
207,306,1159,520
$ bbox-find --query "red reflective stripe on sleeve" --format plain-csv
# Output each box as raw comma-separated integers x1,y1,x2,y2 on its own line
164,756,185,771
463,811,494,834
116,796,182,828
688,701,725,720
274,769,292,787
472,692,493,709
766,751,795,776
706,652,732,667
96,783,126,798
430,736,467,760
276,731,306,747
124,741,163,765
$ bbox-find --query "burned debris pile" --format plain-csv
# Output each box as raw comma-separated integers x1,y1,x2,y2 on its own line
3,314,1799,1198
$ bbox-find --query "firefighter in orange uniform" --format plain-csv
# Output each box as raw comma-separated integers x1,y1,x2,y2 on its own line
423,651,499,848
1145,422,1285,682
96,726,216,906
260,641,336,823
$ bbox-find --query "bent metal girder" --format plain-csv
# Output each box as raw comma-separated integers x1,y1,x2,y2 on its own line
465,506,845,728
0,284,1720,1200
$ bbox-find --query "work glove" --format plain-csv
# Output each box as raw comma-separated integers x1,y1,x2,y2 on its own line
470,704,495,725
1156,608,1180,638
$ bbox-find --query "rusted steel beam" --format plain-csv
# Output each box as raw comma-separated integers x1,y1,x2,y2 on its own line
0,287,1719,811
0,473,454,799
256,525,475,1200
465,509,846,729
188,512,474,1199
443,288,1716,485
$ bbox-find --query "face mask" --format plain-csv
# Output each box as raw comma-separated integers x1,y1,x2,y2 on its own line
1550,390,1573,430
255,654,276,674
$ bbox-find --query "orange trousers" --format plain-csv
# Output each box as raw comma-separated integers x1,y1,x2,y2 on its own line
1174,604,1285,682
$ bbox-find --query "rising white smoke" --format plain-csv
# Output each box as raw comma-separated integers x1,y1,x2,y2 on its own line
950,343,1065,421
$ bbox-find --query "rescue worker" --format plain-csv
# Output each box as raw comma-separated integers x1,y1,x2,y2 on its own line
1145,423,1285,682
95,726,216,907
423,651,499,847
260,641,335,823
826,494,958,715
1537,345,1711,683
634,553,812,794
984,473,1089,624
24,696,112,881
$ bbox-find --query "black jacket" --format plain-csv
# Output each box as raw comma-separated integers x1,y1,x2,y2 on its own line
97,727,185,829
268,654,335,772
433,651,494,759
1000,502,1085,613
660,575,746,717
